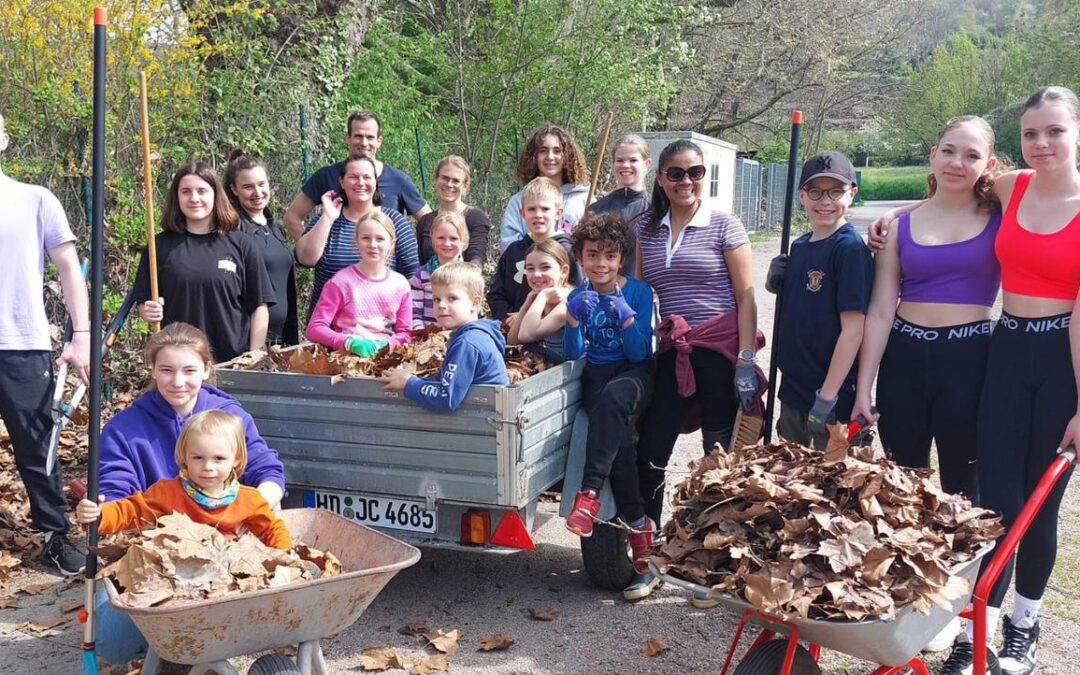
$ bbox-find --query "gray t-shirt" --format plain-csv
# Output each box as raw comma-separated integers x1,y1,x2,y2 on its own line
0,174,76,350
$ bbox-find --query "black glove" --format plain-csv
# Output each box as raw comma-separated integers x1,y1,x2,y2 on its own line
765,254,788,294
807,390,837,435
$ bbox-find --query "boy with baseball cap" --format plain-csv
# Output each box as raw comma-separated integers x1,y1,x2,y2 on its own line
766,151,874,448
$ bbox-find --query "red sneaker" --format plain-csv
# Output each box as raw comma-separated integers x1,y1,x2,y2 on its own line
628,518,656,574
565,490,601,537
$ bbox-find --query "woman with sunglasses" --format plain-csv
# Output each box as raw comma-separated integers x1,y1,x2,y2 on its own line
627,140,762,600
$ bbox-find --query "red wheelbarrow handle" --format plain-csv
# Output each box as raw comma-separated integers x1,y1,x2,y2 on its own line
968,446,1075,673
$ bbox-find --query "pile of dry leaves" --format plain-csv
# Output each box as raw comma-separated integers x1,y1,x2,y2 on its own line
96,513,341,608
652,439,1004,622
225,326,551,384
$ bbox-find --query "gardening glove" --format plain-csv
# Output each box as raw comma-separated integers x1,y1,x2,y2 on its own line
734,362,758,411
807,390,838,435
598,294,636,327
345,337,387,358
765,254,788,294
566,290,600,324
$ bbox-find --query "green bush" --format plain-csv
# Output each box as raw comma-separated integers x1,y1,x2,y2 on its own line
858,167,929,201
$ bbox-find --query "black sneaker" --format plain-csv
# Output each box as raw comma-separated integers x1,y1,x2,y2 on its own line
939,640,999,675
998,617,1039,675
43,533,86,576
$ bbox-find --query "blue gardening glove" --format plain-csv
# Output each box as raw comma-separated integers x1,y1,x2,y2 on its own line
765,254,788,294
598,294,636,326
807,391,838,435
566,291,600,324
734,362,758,411
345,337,387,358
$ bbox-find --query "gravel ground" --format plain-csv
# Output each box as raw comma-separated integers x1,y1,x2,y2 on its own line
2,208,1079,674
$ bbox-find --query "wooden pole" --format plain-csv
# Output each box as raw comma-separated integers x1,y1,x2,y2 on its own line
586,111,615,207
139,71,160,331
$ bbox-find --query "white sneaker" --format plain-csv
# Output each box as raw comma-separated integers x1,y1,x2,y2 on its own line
924,617,961,652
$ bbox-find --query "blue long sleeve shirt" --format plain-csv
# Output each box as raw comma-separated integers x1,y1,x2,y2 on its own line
404,319,510,412
563,277,654,365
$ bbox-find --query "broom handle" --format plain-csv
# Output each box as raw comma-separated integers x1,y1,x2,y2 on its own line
764,111,804,443
139,70,160,332
586,112,615,207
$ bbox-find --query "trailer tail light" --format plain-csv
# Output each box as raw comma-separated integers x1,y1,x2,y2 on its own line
460,509,490,545
490,510,535,551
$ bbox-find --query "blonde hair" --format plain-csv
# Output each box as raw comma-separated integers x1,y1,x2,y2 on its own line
927,115,1001,212
430,261,484,299
526,239,572,287
435,155,472,188
611,134,650,161
175,410,248,476
144,322,216,391
521,176,562,208
355,209,397,250
430,211,470,249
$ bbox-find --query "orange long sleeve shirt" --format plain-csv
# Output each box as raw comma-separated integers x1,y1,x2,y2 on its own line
99,478,293,550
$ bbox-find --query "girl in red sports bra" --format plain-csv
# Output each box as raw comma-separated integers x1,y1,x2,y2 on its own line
873,88,1080,675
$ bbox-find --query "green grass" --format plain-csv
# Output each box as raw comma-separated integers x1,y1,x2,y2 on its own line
857,166,930,201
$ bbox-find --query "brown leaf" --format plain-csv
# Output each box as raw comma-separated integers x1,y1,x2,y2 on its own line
19,581,58,595
0,596,20,609
398,621,429,636
60,600,83,614
478,633,516,652
527,607,559,621
425,628,461,655
641,637,670,656
357,646,402,671
28,616,67,632
407,653,449,675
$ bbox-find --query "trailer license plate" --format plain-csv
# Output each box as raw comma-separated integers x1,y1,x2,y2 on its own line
304,490,437,533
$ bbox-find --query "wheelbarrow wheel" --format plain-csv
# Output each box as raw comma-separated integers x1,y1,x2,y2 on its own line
732,639,821,675
247,653,301,675
580,520,636,590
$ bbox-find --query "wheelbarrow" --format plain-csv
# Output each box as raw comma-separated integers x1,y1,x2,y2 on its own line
105,508,421,675
651,447,1076,674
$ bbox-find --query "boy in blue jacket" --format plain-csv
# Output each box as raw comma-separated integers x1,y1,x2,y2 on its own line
560,213,657,598
381,262,509,411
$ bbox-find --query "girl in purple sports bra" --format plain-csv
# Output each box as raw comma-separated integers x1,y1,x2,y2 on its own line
854,116,1001,503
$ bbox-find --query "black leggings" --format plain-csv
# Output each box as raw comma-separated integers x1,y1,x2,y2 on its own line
977,312,1075,608
636,348,738,526
580,361,653,523
876,317,991,500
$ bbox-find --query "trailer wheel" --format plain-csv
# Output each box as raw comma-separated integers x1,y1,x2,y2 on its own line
579,520,636,590
247,653,302,675
732,639,821,675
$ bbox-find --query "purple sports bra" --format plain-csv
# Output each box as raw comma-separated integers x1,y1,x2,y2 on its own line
897,210,1001,307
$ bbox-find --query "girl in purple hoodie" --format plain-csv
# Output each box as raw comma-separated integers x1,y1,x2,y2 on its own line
99,322,285,506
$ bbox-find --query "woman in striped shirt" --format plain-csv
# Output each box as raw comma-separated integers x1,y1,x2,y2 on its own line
295,154,419,316
635,139,760,540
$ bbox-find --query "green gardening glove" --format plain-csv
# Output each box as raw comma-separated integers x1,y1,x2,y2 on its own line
345,337,388,358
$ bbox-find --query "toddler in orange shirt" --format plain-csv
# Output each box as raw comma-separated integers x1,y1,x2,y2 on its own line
78,410,292,549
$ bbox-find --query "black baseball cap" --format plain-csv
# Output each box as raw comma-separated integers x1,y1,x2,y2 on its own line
799,151,857,188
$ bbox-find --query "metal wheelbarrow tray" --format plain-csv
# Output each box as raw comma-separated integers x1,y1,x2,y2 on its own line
105,508,421,665
654,541,994,668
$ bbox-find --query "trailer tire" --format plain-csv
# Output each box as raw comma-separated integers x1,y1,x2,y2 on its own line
247,653,302,675
732,639,821,675
579,521,637,590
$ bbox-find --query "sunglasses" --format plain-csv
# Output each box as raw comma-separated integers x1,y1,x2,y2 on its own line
663,165,707,182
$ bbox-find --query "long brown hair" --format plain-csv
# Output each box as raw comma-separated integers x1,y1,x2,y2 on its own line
161,161,239,234
514,124,589,187
526,238,572,287
223,150,270,218
926,115,1003,212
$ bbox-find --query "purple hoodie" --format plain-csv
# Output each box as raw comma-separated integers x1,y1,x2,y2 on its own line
99,383,286,502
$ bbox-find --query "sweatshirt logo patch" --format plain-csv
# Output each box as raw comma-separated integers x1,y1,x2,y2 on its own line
806,270,825,292
218,259,238,274
513,260,526,285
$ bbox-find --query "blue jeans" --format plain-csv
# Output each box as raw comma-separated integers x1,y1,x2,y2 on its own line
94,584,148,664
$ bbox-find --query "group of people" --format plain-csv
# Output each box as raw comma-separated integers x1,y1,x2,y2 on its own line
2,83,1080,675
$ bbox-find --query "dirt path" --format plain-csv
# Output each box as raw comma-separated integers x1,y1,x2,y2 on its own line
2,232,1078,674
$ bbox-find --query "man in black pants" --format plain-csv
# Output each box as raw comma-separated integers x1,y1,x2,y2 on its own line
0,111,91,575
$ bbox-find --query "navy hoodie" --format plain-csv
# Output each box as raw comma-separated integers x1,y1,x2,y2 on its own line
486,232,579,321
99,384,286,502
404,320,509,412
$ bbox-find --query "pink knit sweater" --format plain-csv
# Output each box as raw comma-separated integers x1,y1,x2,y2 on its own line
306,266,413,350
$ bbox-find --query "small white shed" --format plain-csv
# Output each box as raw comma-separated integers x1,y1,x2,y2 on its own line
639,131,738,214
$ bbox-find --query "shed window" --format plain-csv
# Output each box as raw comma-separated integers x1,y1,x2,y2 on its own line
709,164,720,198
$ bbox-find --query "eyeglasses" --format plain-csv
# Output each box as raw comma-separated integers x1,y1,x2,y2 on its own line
663,165,707,182
803,186,850,201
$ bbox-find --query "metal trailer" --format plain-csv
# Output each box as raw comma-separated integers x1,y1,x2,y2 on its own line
216,358,636,590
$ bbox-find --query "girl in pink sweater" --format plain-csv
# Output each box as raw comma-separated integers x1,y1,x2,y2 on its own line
306,210,412,357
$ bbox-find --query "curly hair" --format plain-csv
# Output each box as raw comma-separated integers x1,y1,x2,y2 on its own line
571,211,631,261
514,123,589,187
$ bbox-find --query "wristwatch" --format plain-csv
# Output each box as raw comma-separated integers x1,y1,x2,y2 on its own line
738,349,756,363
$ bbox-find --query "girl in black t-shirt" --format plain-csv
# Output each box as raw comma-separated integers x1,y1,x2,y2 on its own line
135,162,275,362
225,152,299,345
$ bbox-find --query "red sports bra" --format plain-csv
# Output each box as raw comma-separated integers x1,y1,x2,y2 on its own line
995,170,1080,300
